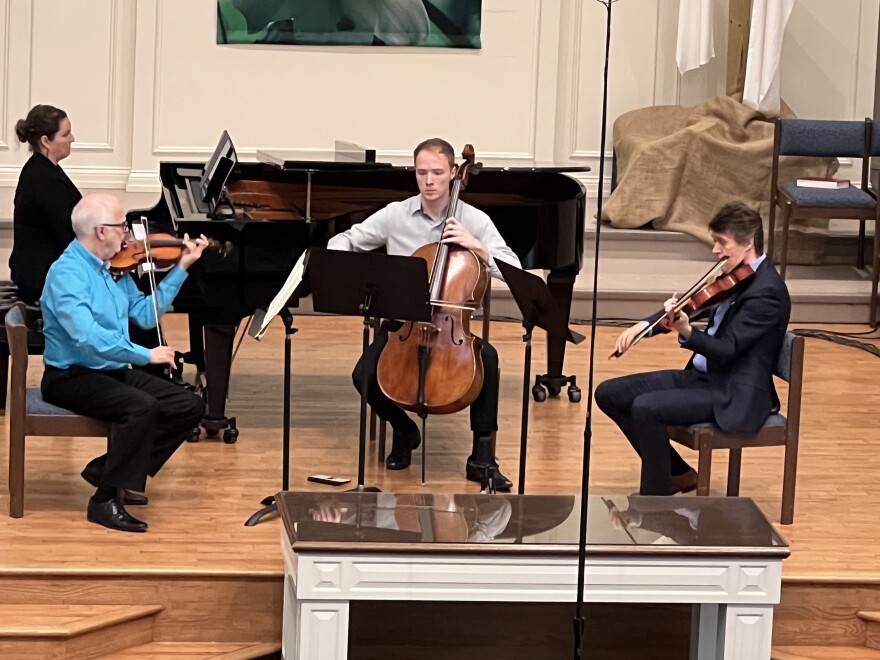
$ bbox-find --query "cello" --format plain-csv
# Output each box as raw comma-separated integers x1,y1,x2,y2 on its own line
376,144,487,416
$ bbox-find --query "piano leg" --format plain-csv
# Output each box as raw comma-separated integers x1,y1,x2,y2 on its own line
186,316,206,372
534,273,581,403
199,323,239,443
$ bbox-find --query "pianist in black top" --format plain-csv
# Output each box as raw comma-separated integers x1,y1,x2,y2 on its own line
327,137,521,490
9,104,81,302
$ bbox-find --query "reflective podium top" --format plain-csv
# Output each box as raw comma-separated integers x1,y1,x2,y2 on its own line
277,492,788,558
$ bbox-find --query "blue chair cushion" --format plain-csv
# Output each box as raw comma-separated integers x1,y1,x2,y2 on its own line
780,182,875,209
684,414,787,433
26,388,80,416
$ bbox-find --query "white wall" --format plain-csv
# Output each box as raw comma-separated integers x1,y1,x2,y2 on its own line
0,0,874,218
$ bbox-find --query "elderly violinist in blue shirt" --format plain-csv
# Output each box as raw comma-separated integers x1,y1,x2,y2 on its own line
40,193,208,533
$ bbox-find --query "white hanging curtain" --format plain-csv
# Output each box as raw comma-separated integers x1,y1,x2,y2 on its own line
742,0,796,116
676,0,716,74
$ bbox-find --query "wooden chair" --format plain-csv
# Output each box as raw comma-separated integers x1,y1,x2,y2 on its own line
5,303,111,518
768,117,879,326
0,281,45,412
667,332,805,525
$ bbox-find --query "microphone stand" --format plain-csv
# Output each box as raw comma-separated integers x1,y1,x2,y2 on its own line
573,1,617,657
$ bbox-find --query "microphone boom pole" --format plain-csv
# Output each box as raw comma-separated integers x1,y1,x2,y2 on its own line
572,1,617,657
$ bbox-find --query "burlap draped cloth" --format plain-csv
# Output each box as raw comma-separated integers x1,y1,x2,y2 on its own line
601,95,836,264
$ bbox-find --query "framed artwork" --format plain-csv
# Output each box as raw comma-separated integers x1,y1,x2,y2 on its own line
218,0,482,48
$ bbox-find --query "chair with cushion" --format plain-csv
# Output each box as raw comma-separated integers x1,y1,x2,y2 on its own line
768,117,879,326
0,281,45,411
5,302,111,518
667,332,805,525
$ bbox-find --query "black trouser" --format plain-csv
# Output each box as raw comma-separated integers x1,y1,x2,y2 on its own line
352,321,499,438
594,369,715,495
42,366,205,492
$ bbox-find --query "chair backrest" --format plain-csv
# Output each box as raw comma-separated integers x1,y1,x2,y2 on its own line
871,120,880,157
777,119,869,158
5,303,29,433
773,331,805,438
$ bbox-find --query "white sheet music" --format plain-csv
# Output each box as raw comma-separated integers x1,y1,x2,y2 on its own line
252,249,308,341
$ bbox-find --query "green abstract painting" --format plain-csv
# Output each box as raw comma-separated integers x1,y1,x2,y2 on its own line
218,0,482,48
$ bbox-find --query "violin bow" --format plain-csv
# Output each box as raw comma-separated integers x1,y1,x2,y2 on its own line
609,258,727,359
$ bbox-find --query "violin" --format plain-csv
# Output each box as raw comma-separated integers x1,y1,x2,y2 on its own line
109,232,227,275
610,258,754,359
376,144,487,416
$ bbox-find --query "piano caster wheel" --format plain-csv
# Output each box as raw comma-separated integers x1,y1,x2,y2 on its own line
546,383,562,398
531,384,547,402
568,386,582,403
187,427,201,443
223,428,239,444
205,428,220,439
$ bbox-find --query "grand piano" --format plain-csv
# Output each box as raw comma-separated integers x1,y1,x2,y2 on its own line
133,141,587,441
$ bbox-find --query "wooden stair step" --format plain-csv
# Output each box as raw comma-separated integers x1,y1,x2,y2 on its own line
772,646,880,659
861,611,880,650
0,604,163,660
96,641,282,659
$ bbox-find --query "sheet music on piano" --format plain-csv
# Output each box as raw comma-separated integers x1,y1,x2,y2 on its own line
249,249,310,341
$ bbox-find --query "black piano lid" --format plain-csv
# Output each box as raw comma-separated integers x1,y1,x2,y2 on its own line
257,149,396,172
256,149,590,175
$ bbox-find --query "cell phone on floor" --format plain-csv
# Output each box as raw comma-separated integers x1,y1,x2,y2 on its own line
307,474,351,487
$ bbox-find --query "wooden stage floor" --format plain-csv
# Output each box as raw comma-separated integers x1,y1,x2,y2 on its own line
0,314,878,584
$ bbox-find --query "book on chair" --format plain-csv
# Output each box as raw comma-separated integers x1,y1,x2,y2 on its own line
795,177,850,189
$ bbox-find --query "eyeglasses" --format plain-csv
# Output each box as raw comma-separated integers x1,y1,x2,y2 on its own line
100,223,130,234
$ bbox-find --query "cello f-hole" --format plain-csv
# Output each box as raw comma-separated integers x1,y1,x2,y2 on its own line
443,314,464,346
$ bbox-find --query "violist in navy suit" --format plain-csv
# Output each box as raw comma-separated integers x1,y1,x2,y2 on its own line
595,202,792,496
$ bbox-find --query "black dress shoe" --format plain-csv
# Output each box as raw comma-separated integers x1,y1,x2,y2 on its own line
81,463,149,505
385,427,421,471
122,491,149,506
87,497,148,533
466,461,513,491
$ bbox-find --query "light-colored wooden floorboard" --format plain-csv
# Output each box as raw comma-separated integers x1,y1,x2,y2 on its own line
0,315,877,582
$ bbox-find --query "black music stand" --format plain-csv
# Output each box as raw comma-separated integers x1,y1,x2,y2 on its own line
244,252,309,526
496,261,584,495
307,248,432,492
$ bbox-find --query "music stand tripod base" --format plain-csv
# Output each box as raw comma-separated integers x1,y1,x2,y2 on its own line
245,495,279,526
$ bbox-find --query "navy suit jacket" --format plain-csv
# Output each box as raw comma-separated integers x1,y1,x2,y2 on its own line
678,258,791,433
645,258,791,433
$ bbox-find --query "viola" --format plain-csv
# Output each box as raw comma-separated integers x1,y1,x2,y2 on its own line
679,261,754,317
376,144,487,416
109,232,227,275
610,258,754,359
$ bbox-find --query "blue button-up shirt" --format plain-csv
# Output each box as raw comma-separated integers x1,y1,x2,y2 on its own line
41,240,188,370
690,253,767,372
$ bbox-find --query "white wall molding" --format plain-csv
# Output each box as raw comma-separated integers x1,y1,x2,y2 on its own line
0,0,864,210
0,1,12,151
0,163,130,188
71,0,123,153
